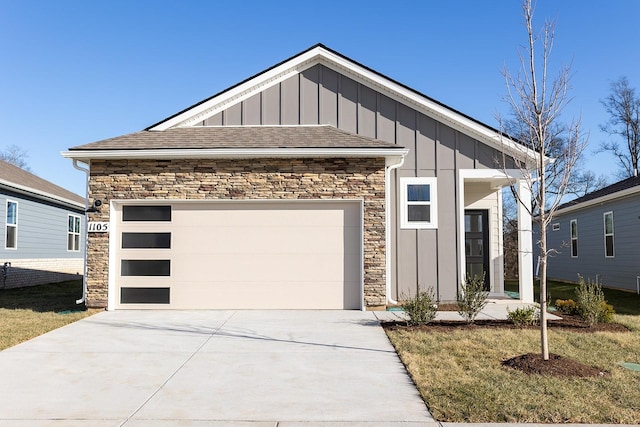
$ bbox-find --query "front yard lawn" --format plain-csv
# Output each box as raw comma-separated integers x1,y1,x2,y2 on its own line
505,278,640,315
0,280,98,350
386,315,640,423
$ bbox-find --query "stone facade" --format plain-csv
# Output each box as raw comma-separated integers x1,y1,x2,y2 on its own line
86,157,387,309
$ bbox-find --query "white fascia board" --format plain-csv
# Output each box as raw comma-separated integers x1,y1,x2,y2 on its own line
554,185,640,216
0,179,85,210
61,148,409,161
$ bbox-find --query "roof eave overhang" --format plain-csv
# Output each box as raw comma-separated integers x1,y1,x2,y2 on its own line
0,179,85,211
61,147,409,161
555,185,640,216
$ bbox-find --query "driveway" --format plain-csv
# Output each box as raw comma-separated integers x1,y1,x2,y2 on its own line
0,310,435,426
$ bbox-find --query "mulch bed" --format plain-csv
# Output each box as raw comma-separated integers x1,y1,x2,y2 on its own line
502,353,609,377
382,314,628,377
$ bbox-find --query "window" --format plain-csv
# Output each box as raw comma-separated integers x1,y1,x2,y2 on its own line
121,260,171,276
552,223,560,231
122,232,171,249
68,215,81,251
5,200,17,249
604,211,614,258
400,177,438,229
123,205,171,222
570,219,578,258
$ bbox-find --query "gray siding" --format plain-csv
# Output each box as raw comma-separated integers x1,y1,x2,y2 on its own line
539,193,640,292
1,190,85,260
196,63,510,301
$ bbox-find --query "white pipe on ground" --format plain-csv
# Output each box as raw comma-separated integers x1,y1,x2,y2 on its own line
637,276,639,295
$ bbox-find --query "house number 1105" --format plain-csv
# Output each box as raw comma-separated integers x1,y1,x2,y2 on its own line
88,222,109,233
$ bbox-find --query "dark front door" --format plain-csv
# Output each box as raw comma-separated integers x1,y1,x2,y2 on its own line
465,210,490,290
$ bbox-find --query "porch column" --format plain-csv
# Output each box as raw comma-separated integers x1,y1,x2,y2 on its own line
517,180,534,303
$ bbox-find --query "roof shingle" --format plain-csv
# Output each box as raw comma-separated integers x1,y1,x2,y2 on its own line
69,125,403,151
0,159,85,206
558,175,640,210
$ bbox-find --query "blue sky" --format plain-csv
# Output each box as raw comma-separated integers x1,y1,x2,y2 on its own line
1,0,639,196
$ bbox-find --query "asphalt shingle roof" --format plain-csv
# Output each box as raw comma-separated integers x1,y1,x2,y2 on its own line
0,159,85,205
558,175,640,210
68,125,403,151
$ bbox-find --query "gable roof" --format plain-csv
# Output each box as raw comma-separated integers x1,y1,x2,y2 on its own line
556,175,640,214
145,43,538,164
0,159,85,209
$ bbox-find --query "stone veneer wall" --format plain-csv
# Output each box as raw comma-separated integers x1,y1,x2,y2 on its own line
87,158,387,309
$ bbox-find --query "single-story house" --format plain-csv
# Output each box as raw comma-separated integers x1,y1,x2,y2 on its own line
62,44,537,310
539,175,640,293
1,159,86,288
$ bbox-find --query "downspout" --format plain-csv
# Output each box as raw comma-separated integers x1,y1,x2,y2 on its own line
72,159,90,305
385,155,405,306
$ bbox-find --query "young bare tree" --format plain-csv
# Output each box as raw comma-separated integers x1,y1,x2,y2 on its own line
0,144,31,171
499,0,587,360
598,77,640,178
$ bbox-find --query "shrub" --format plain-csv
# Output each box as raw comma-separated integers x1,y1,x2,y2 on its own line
507,305,539,326
575,274,615,326
555,299,579,315
401,289,438,326
457,273,489,323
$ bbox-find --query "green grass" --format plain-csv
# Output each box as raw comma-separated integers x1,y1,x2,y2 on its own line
0,280,98,350
386,315,640,423
505,278,640,315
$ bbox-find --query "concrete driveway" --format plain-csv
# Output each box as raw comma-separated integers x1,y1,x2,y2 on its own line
0,310,435,426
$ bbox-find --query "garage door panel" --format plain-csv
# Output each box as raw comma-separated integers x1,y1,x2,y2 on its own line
167,280,360,309
115,201,362,309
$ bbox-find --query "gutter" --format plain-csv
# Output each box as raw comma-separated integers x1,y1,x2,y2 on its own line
385,155,406,306
72,160,90,306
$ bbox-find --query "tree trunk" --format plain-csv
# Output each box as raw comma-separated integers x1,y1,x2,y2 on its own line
539,226,549,360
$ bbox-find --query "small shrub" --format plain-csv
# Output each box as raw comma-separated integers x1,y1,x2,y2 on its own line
575,274,615,326
401,289,438,326
457,273,489,323
555,299,579,315
507,305,539,326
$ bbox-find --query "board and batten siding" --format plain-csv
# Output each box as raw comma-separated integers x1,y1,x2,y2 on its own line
540,194,640,292
0,190,85,259
197,63,510,302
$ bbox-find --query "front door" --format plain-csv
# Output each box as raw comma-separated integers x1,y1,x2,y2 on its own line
465,210,490,290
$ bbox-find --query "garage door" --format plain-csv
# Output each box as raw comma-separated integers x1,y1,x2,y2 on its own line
113,201,362,309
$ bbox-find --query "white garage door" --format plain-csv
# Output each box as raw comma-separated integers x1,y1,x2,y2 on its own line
113,201,362,309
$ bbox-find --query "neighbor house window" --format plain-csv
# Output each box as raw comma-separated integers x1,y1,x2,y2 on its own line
5,200,17,249
68,214,81,251
400,177,438,229
604,211,614,258
552,223,560,231
570,219,578,258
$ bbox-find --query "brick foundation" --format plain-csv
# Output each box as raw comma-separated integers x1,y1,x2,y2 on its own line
1,258,83,289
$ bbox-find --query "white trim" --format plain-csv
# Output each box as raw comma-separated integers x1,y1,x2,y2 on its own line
603,211,615,258
67,214,82,252
62,148,408,161
399,177,438,229
146,45,538,164
385,155,405,305
570,219,578,258
0,179,84,210
555,185,640,215
5,199,18,250
107,201,117,311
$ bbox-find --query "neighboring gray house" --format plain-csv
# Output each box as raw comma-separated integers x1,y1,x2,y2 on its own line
540,175,640,293
62,44,537,310
1,159,86,288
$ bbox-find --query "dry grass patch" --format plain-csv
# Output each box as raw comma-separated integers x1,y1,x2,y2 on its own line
0,280,98,350
385,315,640,423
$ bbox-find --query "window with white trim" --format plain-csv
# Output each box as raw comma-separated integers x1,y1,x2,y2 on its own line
400,177,438,229
552,223,560,231
5,200,17,249
570,219,578,258
603,211,614,258
68,214,81,251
